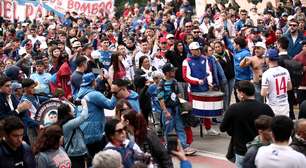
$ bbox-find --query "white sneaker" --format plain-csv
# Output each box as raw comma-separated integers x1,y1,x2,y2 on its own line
206,128,220,136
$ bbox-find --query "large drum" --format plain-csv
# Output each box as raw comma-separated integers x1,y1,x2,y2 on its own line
191,91,224,118
35,98,76,126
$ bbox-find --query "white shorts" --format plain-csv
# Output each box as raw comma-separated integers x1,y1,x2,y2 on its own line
269,104,290,117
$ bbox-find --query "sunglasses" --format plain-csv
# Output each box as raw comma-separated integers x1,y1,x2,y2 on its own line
289,24,298,27
115,126,127,134
193,31,201,34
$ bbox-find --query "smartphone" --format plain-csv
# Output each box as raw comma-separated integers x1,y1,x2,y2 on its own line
167,133,178,154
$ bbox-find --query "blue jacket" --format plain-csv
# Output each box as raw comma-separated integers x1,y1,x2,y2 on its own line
207,56,227,87
62,106,88,157
148,84,162,113
283,31,306,58
126,90,141,113
183,56,209,92
224,37,252,81
181,160,192,168
235,19,245,32
77,86,116,144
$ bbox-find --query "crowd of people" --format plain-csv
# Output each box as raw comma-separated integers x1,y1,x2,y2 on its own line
0,0,306,167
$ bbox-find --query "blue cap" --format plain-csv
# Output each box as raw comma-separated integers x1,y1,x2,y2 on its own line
80,73,96,87
267,48,279,61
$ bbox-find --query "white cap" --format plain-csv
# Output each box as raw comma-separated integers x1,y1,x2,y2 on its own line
189,42,200,50
166,34,174,39
254,41,266,50
48,24,56,30
18,47,27,56
21,23,29,27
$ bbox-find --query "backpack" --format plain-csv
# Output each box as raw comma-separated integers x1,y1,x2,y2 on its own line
283,59,304,89
104,141,136,168
159,79,180,107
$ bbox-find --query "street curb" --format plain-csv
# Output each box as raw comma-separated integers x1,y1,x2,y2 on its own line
188,150,228,161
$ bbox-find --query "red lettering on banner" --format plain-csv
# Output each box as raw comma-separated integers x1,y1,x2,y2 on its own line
80,3,90,13
99,2,105,14
37,5,43,17
4,1,13,19
13,2,18,20
26,4,34,18
91,3,99,14
105,1,112,14
0,2,2,17
67,0,74,10
74,1,80,10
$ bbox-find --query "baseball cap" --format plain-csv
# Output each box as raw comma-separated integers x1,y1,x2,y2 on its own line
72,41,82,48
254,42,266,50
267,48,279,61
166,34,174,39
159,37,167,43
189,42,201,50
281,12,288,17
162,63,177,73
81,73,96,87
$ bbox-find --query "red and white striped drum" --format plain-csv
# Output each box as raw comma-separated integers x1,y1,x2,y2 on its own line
191,91,224,117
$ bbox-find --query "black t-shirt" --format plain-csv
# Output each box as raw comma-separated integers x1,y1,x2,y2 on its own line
220,99,275,155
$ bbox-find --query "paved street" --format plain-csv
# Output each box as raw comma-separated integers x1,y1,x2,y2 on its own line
172,125,235,168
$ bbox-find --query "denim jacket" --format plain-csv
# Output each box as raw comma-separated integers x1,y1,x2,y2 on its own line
62,106,88,157
77,86,116,144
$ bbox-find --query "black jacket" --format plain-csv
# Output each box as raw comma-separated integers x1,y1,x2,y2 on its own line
0,92,19,120
290,136,306,157
220,99,275,155
141,129,174,168
0,141,36,168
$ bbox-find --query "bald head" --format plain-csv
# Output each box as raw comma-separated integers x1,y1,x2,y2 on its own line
295,119,306,139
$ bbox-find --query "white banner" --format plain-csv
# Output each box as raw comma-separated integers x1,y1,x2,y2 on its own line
0,0,114,21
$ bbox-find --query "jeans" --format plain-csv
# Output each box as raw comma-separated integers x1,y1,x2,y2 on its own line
254,82,264,103
222,78,235,111
165,106,188,149
235,153,245,168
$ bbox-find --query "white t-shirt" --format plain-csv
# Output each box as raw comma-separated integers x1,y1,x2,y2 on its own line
261,66,291,107
255,144,306,168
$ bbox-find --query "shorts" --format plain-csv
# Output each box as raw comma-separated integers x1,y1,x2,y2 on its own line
269,104,290,116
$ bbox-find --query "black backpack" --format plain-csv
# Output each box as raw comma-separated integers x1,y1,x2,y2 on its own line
283,59,304,89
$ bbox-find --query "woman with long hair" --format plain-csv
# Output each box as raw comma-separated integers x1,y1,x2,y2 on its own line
49,47,62,74
121,110,173,168
57,99,88,168
108,52,127,84
214,41,235,111
165,41,188,99
134,56,157,80
34,124,71,168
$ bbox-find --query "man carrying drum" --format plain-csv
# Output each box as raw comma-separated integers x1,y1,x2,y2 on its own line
182,42,223,143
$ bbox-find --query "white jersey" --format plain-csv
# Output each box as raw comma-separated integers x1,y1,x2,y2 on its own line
255,144,306,168
261,66,290,108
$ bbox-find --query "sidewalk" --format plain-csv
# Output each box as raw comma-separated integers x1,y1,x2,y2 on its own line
172,150,235,168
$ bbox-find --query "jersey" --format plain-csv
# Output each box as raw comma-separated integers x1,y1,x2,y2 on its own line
261,66,291,114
